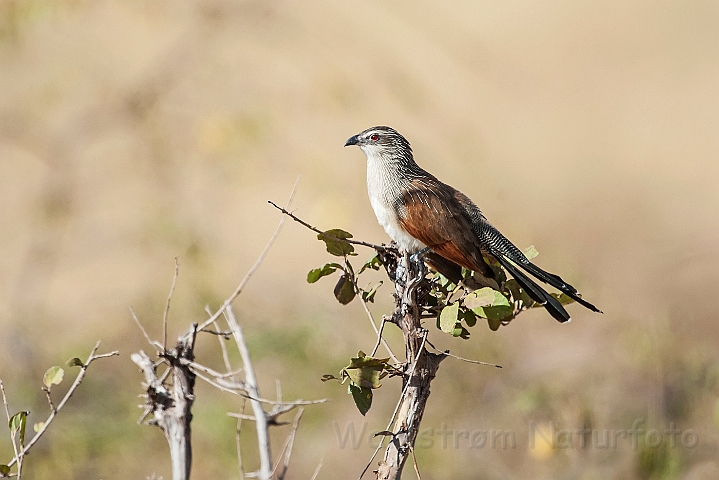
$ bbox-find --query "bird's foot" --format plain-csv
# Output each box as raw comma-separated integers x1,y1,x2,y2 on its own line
409,246,431,264
406,253,428,292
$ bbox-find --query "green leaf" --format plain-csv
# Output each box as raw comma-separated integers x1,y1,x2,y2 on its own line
66,357,84,368
463,287,498,309
505,279,534,307
358,254,382,274
307,263,341,283
349,383,373,416
472,290,513,323
453,325,470,339
9,411,28,446
318,229,355,256
523,245,540,260
345,367,384,389
344,353,389,389
462,308,478,328
334,274,356,305
439,302,460,334
0,465,10,476
33,421,44,433
475,304,514,322
361,281,383,303
348,352,391,368
43,366,64,388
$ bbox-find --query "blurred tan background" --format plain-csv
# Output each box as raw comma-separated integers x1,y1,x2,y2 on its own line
1,0,718,478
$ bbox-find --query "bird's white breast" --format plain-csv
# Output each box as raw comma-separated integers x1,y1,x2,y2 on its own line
364,149,426,253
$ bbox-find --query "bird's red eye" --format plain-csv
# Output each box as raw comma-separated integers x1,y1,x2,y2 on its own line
370,134,379,141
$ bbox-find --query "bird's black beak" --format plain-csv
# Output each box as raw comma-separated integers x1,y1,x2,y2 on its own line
344,134,360,147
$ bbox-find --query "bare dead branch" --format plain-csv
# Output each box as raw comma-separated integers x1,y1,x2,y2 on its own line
163,257,180,351
131,306,162,353
235,408,246,480
310,459,324,480
191,367,246,396
227,412,258,422
224,305,272,480
274,407,304,480
132,327,196,480
179,359,244,383
359,330,429,480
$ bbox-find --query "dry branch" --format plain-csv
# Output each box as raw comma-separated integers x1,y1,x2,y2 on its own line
132,327,197,480
367,254,445,480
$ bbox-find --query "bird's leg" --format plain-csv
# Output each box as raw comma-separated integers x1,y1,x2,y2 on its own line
406,250,428,294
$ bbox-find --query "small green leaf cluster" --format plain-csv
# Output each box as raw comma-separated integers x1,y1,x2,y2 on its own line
307,229,383,306
322,351,396,416
429,246,575,336
1,359,83,475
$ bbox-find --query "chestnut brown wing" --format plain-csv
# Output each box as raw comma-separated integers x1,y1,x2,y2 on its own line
396,179,495,280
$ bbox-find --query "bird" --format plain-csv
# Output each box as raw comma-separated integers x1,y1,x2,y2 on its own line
344,125,601,323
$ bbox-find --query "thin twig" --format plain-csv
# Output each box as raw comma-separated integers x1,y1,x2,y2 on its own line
310,459,324,480
206,305,236,379
227,412,258,422
192,368,246,396
196,179,299,333
359,331,428,480
409,444,422,479
274,407,304,480
42,387,56,413
0,380,21,476
225,305,272,480
130,306,162,352
163,257,180,351
199,329,233,336
268,201,392,252
235,404,246,480
371,316,391,359
359,293,399,364
180,359,245,382
426,340,502,368
6,341,120,468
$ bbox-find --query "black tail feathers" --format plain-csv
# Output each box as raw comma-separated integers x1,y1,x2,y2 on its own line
521,262,602,313
496,256,571,323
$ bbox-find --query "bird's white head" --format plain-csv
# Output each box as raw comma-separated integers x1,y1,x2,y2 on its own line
344,126,413,164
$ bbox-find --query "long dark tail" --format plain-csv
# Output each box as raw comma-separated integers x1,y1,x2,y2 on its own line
496,256,572,323
520,262,602,313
